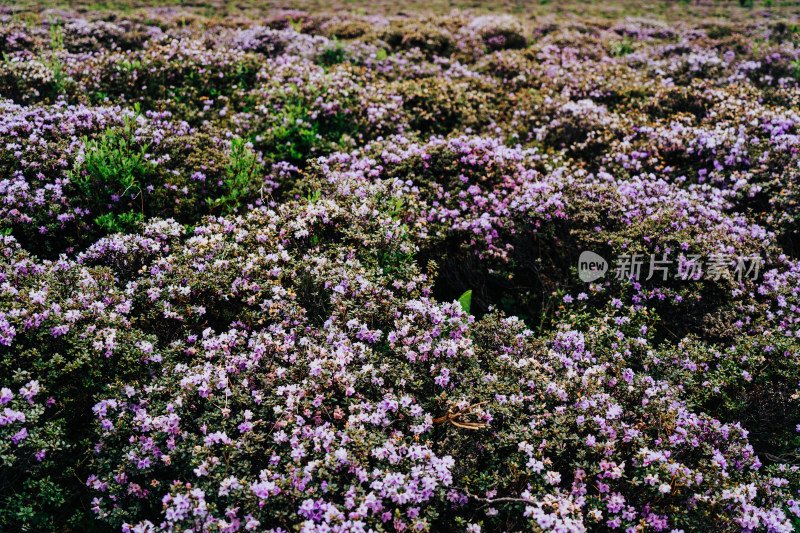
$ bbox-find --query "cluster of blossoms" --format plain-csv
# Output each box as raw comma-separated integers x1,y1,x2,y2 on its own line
2,5,800,533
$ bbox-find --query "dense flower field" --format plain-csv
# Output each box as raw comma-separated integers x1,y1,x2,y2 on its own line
2,3,800,531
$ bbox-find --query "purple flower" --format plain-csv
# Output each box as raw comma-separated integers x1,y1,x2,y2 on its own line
51,324,70,337
0,388,12,405
11,427,27,444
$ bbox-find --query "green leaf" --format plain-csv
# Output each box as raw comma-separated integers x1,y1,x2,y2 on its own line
457,290,472,314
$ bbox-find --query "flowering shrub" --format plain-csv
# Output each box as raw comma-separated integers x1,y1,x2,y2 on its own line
3,5,800,533
0,100,270,256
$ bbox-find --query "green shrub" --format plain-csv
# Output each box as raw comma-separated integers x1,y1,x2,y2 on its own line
207,137,264,215
71,105,149,234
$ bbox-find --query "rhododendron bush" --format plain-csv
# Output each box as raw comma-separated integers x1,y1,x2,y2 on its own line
2,2,800,532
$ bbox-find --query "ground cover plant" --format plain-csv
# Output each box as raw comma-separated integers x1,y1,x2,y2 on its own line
2,0,800,531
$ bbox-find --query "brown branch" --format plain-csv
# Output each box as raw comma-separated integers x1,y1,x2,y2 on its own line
433,401,489,429
453,487,536,509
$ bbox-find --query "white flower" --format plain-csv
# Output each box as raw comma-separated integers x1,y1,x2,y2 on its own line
545,471,561,485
